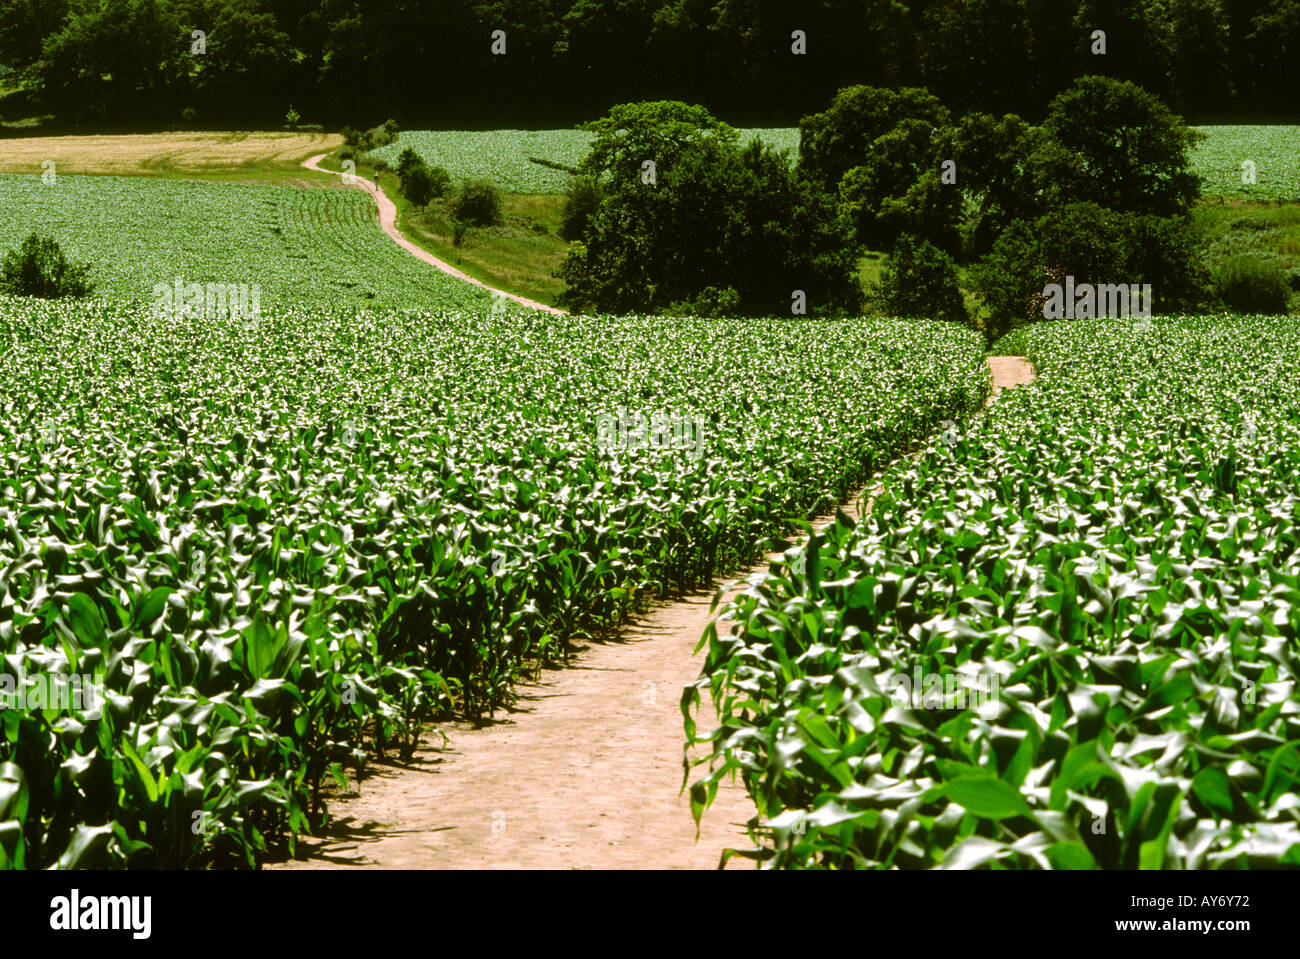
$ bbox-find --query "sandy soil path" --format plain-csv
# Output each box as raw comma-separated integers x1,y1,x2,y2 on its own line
987,355,1036,396
273,521,863,870
270,351,1035,868
301,153,564,316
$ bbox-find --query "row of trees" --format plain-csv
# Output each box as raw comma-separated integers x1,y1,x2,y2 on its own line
2,0,1298,128
559,76,1210,337
800,78,1206,335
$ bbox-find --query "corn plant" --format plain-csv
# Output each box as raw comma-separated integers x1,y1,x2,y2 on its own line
0,297,988,867
687,314,1300,869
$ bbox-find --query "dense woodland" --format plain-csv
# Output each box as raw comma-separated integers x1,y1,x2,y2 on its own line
1,0,1298,130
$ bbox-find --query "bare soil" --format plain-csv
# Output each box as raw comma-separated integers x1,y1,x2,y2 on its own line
986,355,1036,398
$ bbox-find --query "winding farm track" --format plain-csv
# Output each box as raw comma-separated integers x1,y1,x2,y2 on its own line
273,357,1036,870
301,153,564,315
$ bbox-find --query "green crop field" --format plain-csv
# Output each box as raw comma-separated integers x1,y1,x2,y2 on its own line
1190,126,1300,202
0,174,492,312
4,0,1300,905
0,299,985,867
686,314,1300,869
2,117,1296,876
367,128,802,194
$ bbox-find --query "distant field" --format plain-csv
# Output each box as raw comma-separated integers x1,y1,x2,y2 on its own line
1190,126,1300,202
0,173,491,312
0,132,341,181
367,128,802,193
370,126,1297,201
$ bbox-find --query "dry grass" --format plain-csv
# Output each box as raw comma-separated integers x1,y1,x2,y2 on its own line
0,131,343,182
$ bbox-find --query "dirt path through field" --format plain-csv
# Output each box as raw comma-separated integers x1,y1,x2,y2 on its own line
270,346,1033,868
987,355,1036,398
273,500,872,870
302,153,564,315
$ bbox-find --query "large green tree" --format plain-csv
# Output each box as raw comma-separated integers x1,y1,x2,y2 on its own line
186,0,299,123
798,85,956,252
1027,74,1204,218
558,101,859,317
945,111,1036,256
798,85,950,190
970,76,1207,335
37,0,188,124
0,0,71,70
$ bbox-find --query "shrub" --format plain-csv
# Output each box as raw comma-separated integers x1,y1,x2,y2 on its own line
970,203,1209,338
452,178,503,227
395,146,424,182
1212,255,1291,313
876,234,966,324
1230,216,1271,232
342,122,397,154
1037,203,1210,311
0,233,93,298
968,219,1043,341
560,177,602,241
1123,212,1210,312
394,147,449,206
402,166,436,207
665,286,741,317
427,165,451,199
1036,202,1131,286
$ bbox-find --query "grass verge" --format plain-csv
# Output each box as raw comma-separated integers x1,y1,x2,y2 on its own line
317,150,568,307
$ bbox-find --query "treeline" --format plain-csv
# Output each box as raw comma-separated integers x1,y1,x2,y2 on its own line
559,77,1254,336
1,0,1298,130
